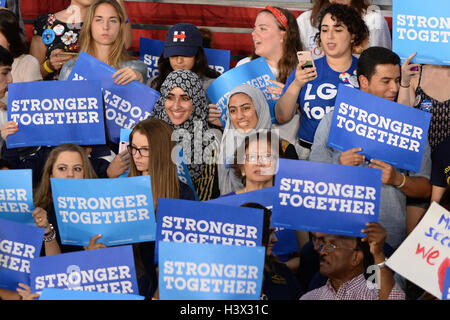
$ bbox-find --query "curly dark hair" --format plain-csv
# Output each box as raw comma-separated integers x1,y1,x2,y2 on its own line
314,3,369,53
310,0,370,28
150,47,220,92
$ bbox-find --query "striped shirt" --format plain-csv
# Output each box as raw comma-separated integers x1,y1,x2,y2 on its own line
300,274,405,300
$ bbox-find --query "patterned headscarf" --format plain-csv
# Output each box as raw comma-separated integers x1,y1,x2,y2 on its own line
150,70,218,180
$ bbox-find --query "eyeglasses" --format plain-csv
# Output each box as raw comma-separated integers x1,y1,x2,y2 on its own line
127,145,150,157
318,243,358,254
245,153,275,164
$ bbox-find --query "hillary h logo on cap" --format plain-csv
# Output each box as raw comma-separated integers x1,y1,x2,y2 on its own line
173,31,186,42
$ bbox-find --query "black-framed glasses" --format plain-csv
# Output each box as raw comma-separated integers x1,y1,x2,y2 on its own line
318,243,358,254
127,145,150,157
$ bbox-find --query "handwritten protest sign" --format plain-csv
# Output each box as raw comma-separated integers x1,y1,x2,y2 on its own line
207,187,299,256
206,57,277,126
39,288,144,300
7,80,105,148
0,169,35,225
272,159,381,237
158,241,265,300
386,202,450,299
328,84,431,172
68,51,160,144
51,176,156,246
156,198,263,247
0,219,44,291
30,245,138,294
393,0,450,65
139,37,230,80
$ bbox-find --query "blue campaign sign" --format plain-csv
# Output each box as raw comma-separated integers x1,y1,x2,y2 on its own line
176,146,199,201
207,187,298,256
443,267,450,300
158,241,265,300
328,84,431,172
30,245,139,294
0,219,44,291
68,51,160,144
393,0,450,65
118,128,132,178
272,159,381,237
139,37,165,80
204,47,230,74
39,288,144,300
0,0,5,7
0,169,35,225
206,57,278,126
7,80,105,148
156,198,263,247
51,176,156,247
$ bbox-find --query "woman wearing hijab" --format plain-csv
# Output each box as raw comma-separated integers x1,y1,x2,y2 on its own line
150,69,220,201
218,84,298,195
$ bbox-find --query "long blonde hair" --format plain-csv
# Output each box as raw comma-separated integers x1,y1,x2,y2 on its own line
34,144,97,209
77,0,131,68
128,118,180,211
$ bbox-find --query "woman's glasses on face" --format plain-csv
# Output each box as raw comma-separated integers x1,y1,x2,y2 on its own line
127,145,150,157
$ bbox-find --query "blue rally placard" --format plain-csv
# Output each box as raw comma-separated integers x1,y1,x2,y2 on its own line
39,288,144,300
443,267,450,300
68,51,160,144
272,159,381,237
51,176,156,247
159,241,265,300
7,80,105,148
393,0,450,65
30,245,139,294
328,84,431,172
0,169,35,225
207,187,299,256
140,37,230,81
0,219,44,291
156,198,263,247
206,57,277,126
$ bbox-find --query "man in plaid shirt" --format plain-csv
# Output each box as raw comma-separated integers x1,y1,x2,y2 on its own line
300,222,405,300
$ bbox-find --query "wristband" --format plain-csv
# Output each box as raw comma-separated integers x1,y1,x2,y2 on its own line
376,257,389,269
43,60,54,73
399,83,410,88
395,173,406,189
44,224,56,242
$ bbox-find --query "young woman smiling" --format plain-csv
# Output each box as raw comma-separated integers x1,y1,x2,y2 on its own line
276,4,368,160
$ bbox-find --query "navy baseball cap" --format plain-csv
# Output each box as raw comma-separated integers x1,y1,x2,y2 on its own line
163,23,203,58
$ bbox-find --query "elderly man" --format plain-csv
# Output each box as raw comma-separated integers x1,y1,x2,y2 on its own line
300,222,404,300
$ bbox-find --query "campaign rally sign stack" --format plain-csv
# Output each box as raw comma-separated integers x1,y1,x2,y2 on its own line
7,80,105,148
272,159,382,237
393,0,450,65
67,51,160,144
156,198,265,300
51,176,156,247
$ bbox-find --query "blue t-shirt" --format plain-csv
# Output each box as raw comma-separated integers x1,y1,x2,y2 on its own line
283,56,359,143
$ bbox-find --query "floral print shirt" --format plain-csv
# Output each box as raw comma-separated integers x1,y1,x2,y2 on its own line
34,13,82,59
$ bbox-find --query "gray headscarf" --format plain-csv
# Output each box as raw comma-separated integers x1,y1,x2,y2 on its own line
218,84,272,195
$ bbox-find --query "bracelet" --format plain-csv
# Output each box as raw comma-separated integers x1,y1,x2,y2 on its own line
43,60,54,74
43,224,56,242
395,173,406,189
376,257,389,269
399,83,410,88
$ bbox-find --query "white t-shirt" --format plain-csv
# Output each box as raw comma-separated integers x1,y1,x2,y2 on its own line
297,9,392,60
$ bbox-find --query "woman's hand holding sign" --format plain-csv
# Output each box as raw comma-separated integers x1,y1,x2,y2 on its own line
339,147,365,166
113,67,143,85
84,234,107,250
208,104,223,128
400,52,420,88
368,159,403,187
1,121,18,141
